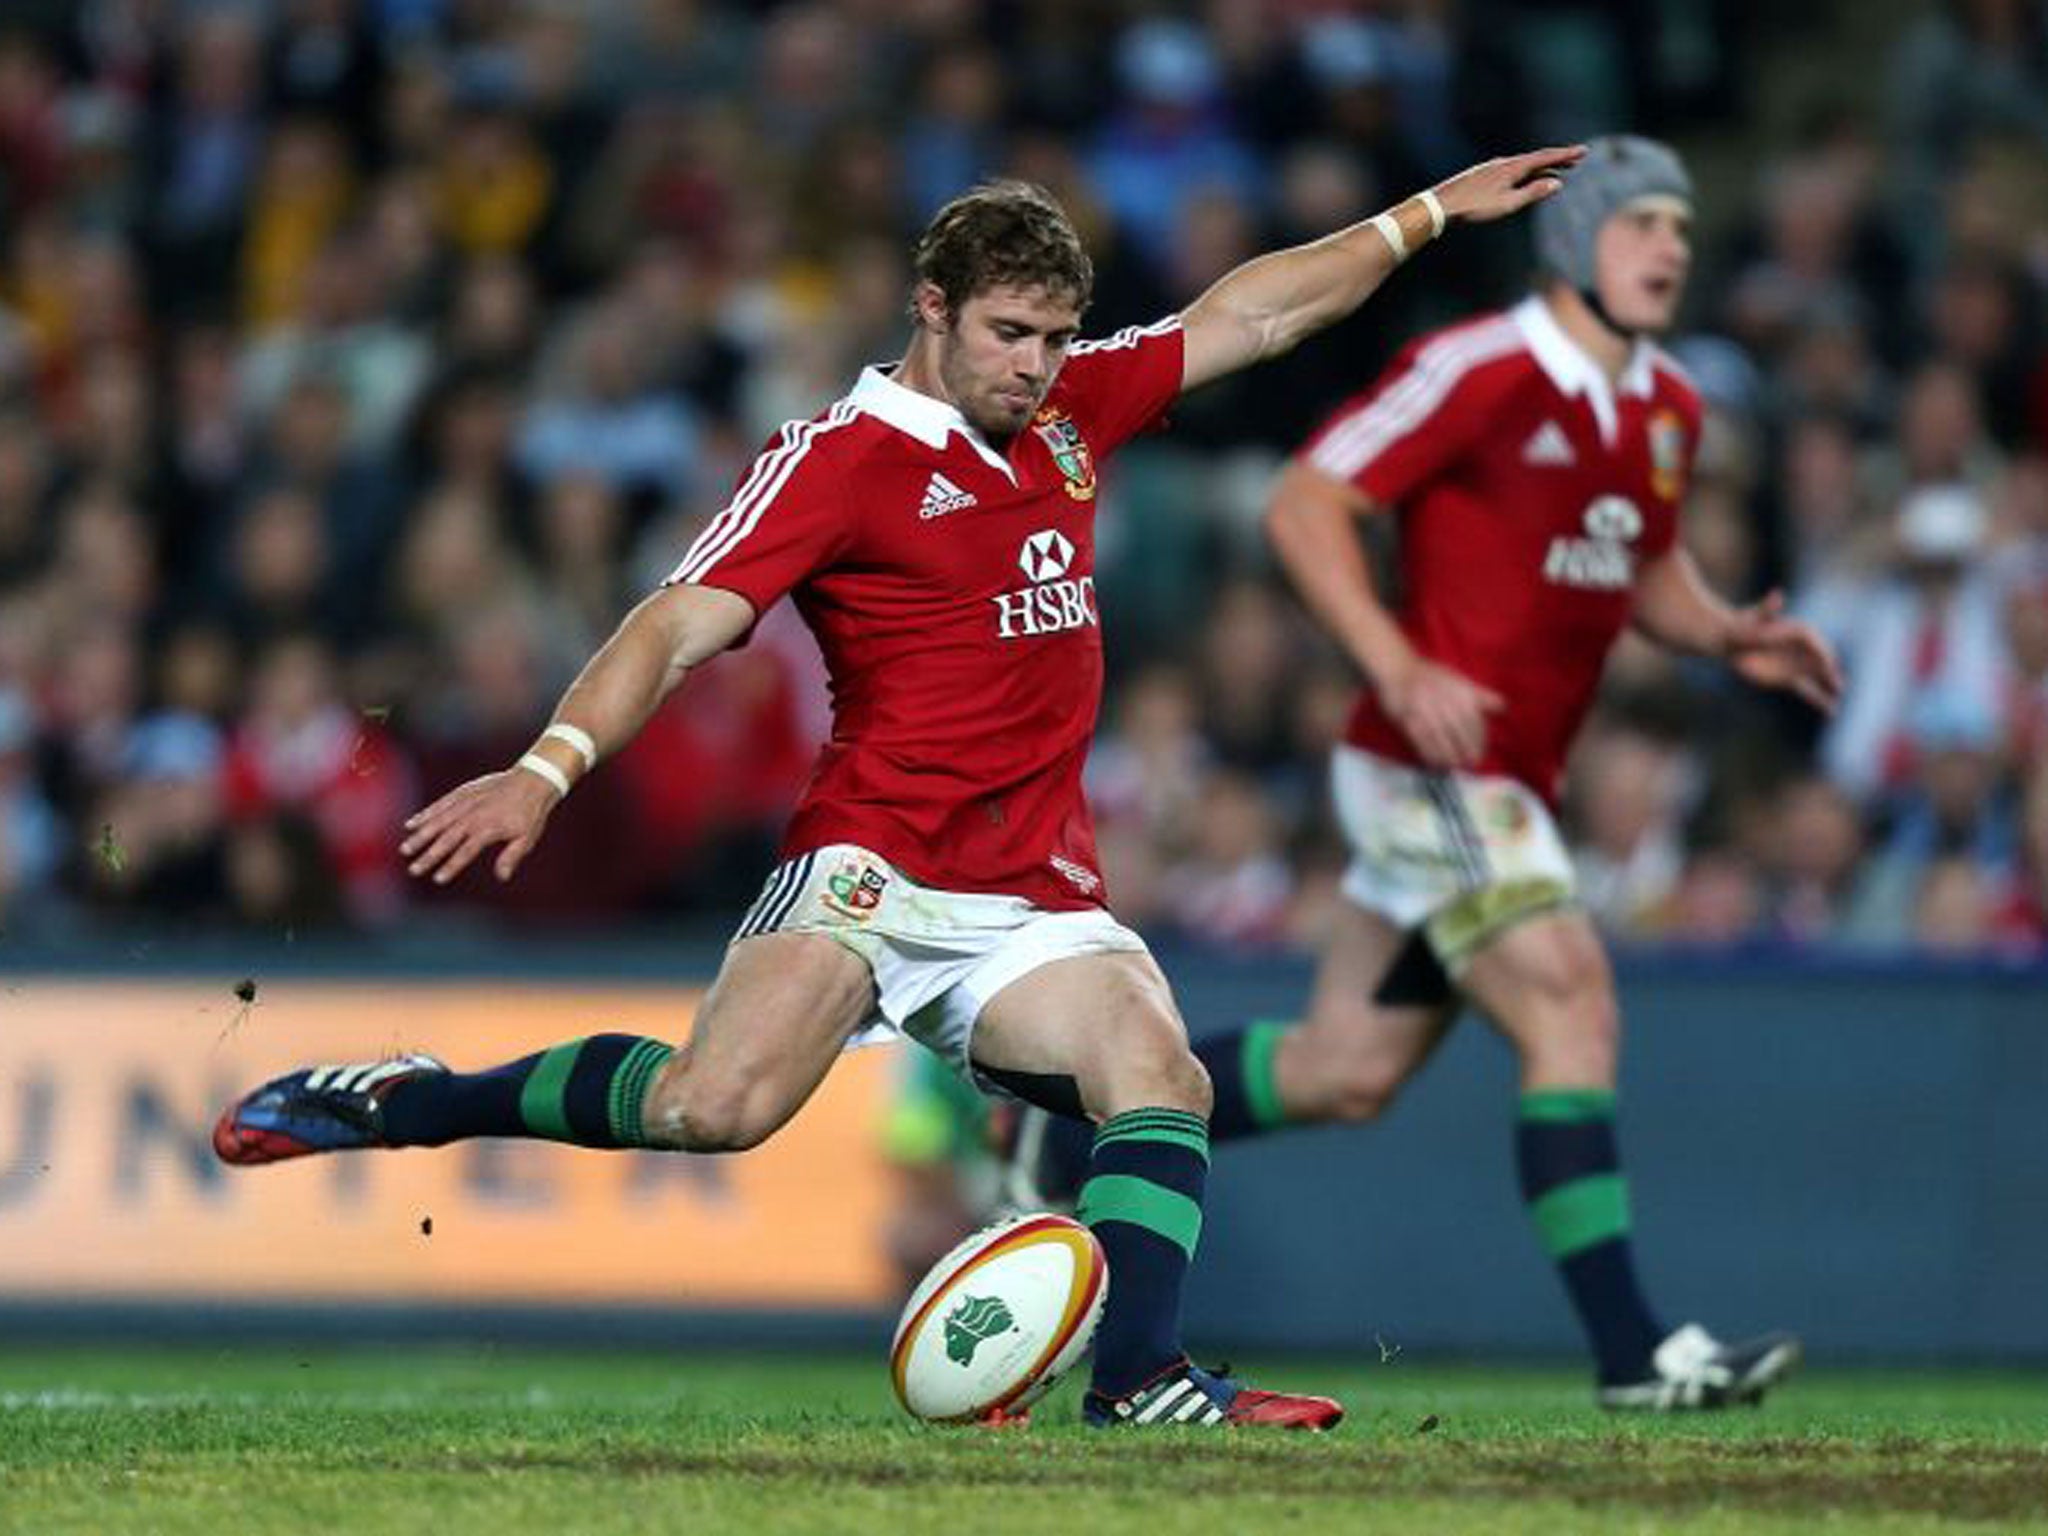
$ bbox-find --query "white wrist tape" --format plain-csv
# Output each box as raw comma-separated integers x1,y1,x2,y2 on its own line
1418,188,1446,238
543,722,597,771
1371,210,1407,263
516,753,571,798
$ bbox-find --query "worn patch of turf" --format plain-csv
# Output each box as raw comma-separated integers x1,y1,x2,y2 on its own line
1,1350,2042,1535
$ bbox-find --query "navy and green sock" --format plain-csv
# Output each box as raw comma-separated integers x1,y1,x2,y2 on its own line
1517,1087,1664,1383
1191,1021,1292,1142
380,1033,674,1150
1076,1107,1209,1398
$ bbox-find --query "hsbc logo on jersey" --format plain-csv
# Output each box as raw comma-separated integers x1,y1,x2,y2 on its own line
1018,529,1074,581
1543,495,1643,591
994,528,1097,639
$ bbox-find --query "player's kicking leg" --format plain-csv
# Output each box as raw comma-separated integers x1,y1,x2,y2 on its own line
999,902,1456,1209
970,951,1342,1430
1458,909,1802,1410
216,932,876,1162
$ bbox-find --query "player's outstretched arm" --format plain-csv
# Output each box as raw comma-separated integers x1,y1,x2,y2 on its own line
1178,145,1584,392
1265,459,1501,769
1631,548,1843,713
400,583,757,886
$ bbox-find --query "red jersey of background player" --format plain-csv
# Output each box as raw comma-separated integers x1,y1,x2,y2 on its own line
666,319,1183,911
1303,295,1702,803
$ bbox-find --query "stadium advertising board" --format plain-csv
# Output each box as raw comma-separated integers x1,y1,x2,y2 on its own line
0,981,898,1307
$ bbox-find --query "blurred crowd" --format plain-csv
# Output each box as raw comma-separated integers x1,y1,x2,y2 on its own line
1,0,2046,959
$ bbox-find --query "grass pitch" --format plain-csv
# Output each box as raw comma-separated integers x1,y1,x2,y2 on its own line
2,1348,2043,1535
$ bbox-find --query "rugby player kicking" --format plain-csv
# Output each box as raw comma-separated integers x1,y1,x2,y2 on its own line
216,146,1581,1429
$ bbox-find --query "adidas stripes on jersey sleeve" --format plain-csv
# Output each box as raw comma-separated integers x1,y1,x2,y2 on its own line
1300,321,1518,508
1056,319,1185,454
662,403,858,616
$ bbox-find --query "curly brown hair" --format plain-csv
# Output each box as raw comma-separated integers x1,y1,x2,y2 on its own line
909,180,1094,323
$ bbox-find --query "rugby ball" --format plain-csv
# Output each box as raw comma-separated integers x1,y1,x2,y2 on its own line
890,1212,1107,1423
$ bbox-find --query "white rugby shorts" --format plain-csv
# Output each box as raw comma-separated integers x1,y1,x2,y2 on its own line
1330,745,1577,970
730,843,1149,1082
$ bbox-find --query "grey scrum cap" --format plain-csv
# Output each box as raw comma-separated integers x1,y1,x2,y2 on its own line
1533,134,1692,292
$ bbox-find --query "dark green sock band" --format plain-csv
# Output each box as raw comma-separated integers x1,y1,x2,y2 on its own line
607,1038,675,1145
1092,1107,1210,1161
1519,1086,1618,1124
1519,1088,1629,1259
1240,1020,1291,1130
517,1040,584,1141
517,1035,675,1148
1076,1108,1210,1260
1529,1172,1632,1259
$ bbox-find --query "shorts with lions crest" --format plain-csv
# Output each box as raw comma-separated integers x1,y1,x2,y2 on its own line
1331,745,1578,972
731,843,1149,1084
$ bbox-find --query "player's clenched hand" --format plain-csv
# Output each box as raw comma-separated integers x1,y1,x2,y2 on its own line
1380,657,1505,770
1431,145,1586,225
399,768,560,886
1726,590,1845,715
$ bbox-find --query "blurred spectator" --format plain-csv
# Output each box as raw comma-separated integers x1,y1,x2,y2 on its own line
1888,0,2048,272
42,618,144,821
1992,757,2048,943
0,686,62,922
2000,576,2048,765
220,485,342,647
80,710,230,923
442,255,540,373
528,471,629,680
1162,769,1293,947
1776,411,1886,602
226,810,348,931
434,91,556,261
1088,663,1210,857
1195,578,1299,775
1086,18,1261,272
1815,485,2012,803
239,115,355,329
161,323,255,588
155,621,242,726
387,485,532,651
900,42,1005,220
223,634,412,925
1663,844,1767,945
517,300,701,502
50,479,157,629
269,0,384,131
1761,774,1867,944
243,368,403,610
1567,723,1691,937
1911,852,2003,953
1862,361,2005,507
0,411,52,585
238,232,432,455
148,8,266,313
1843,690,2019,946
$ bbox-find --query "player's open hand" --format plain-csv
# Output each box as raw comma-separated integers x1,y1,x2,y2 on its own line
1726,590,1844,714
1432,145,1586,225
400,767,560,886
1380,655,1505,770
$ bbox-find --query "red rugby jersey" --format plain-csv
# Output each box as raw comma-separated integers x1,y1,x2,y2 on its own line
667,319,1183,909
1303,296,1702,804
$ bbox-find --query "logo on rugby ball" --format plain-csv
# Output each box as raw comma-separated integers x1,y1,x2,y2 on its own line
943,1294,1016,1365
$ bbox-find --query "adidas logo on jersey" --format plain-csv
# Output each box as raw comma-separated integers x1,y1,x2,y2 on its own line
1521,420,1576,467
918,472,978,519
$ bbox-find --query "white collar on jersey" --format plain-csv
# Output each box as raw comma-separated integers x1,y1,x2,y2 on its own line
847,365,1019,483
1512,295,1660,449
